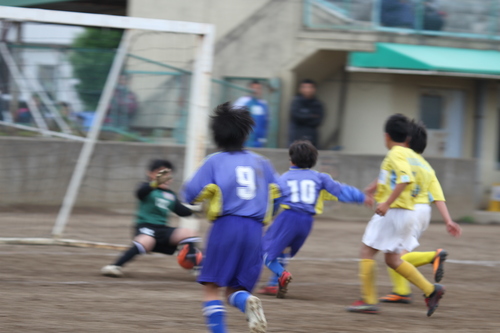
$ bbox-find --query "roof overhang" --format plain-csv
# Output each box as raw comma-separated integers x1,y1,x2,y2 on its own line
348,43,500,79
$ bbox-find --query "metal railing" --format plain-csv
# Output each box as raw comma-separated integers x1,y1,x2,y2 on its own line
0,44,280,146
304,0,500,40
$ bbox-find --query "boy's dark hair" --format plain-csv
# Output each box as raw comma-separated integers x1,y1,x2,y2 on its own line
211,102,255,151
249,80,261,86
385,113,410,143
300,79,316,86
148,159,174,172
289,140,318,168
409,120,427,154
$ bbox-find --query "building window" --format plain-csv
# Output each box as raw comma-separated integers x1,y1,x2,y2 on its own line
420,94,444,129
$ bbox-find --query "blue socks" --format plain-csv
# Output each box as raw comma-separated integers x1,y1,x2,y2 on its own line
228,290,251,313
266,253,289,286
265,253,287,281
203,300,226,333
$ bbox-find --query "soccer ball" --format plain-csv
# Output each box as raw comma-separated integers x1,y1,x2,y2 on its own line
177,244,203,269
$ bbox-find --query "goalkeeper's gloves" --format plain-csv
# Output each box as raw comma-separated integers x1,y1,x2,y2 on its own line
150,168,172,188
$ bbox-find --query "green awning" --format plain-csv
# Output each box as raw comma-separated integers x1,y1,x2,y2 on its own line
0,0,76,6
349,43,500,76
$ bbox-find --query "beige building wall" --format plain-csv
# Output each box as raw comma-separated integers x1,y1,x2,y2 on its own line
337,72,500,207
128,0,269,40
126,0,500,209
476,83,500,207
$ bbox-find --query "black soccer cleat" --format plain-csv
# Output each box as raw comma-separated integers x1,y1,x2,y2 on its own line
432,249,448,283
425,284,445,317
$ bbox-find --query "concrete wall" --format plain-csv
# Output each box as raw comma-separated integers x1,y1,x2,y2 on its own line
0,137,476,221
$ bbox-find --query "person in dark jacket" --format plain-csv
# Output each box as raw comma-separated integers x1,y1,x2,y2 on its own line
380,0,415,28
289,79,324,148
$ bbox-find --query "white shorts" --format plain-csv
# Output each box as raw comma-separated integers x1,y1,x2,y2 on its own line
362,208,419,253
413,204,431,240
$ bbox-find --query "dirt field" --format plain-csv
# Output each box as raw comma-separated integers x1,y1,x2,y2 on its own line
1,212,499,332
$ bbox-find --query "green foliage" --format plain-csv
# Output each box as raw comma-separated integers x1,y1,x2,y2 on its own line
69,28,123,111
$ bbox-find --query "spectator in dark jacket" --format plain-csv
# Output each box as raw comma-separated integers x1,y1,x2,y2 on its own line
381,0,414,28
289,79,324,148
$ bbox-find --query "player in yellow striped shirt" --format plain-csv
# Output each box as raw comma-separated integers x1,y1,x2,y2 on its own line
347,114,445,317
380,120,462,304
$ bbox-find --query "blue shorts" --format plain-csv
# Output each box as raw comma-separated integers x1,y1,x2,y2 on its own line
262,209,314,261
198,215,263,291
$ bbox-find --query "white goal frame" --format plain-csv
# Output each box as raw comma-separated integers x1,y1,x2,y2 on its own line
0,6,214,245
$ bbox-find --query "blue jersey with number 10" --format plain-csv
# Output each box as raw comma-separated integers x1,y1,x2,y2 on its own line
183,151,281,224
280,167,365,215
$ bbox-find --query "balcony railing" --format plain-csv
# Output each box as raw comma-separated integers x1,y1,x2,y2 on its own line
304,0,500,40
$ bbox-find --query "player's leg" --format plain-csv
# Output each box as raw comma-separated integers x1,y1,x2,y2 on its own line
258,252,290,295
275,213,313,299
198,216,265,332
101,231,155,277
170,227,202,265
348,244,380,313
226,287,266,333
231,217,267,332
402,249,448,282
381,249,413,303
199,222,228,333
260,212,293,293
203,283,227,333
385,252,445,317
348,214,385,314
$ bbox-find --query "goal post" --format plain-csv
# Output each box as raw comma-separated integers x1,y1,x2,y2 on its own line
0,6,214,246
52,30,132,237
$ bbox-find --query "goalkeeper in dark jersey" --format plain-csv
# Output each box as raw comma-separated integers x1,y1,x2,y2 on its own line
101,159,201,277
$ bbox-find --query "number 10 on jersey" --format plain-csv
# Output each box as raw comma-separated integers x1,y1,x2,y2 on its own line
287,180,316,204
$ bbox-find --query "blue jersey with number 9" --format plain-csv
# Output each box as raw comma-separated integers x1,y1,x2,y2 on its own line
182,151,282,224
279,167,365,215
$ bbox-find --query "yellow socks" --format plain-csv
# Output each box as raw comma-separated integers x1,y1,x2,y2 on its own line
387,251,436,295
401,251,436,268
360,259,377,304
395,261,435,297
387,267,411,295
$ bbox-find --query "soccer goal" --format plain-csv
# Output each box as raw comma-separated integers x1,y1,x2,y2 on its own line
0,6,214,249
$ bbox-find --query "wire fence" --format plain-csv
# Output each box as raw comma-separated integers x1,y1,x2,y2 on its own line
304,0,500,40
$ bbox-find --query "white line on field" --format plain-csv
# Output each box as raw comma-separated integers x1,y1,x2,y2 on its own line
1,251,499,267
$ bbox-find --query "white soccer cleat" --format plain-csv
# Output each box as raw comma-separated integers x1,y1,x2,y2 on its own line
246,296,267,333
101,265,124,277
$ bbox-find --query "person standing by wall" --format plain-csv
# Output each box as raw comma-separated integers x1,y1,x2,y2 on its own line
107,74,138,130
234,80,269,148
289,79,324,148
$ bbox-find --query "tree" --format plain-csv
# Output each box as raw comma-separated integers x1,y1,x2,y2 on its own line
70,28,123,111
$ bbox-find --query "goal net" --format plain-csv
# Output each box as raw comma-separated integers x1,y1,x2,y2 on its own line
0,6,227,249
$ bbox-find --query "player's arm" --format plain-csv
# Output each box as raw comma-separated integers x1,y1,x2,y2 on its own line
376,183,408,216
376,150,414,216
136,168,173,201
429,176,462,237
434,201,462,237
262,158,284,222
182,157,215,204
136,182,155,201
172,198,193,217
364,178,378,195
321,173,369,205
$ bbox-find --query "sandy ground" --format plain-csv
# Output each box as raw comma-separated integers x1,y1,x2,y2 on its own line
1,212,499,332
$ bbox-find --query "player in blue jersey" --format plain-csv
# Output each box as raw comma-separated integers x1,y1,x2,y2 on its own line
183,102,282,333
258,140,371,298
233,80,269,148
